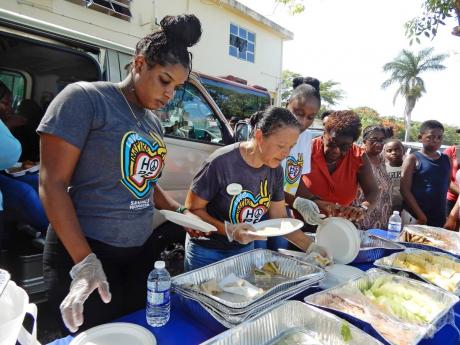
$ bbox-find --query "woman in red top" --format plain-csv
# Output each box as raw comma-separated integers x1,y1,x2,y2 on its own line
296,111,378,222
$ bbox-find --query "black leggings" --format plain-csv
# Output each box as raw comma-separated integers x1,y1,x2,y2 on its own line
43,228,161,333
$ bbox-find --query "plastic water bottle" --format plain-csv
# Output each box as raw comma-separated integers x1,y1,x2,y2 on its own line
388,211,402,241
146,260,171,327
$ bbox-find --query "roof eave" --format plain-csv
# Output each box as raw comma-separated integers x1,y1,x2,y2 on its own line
221,0,294,40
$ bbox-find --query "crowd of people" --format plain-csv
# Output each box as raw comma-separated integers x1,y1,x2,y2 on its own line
0,12,459,336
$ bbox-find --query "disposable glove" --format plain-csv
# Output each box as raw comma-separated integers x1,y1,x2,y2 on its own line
60,253,111,333
225,221,267,245
293,197,326,225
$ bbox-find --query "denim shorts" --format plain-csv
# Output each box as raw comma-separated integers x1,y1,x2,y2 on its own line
184,235,254,272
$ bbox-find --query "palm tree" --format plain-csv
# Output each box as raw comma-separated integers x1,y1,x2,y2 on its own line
382,48,447,141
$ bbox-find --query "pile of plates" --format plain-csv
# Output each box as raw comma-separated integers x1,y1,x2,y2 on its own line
316,217,360,264
172,249,325,328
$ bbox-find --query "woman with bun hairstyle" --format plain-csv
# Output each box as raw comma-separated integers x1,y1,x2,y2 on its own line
38,15,202,332
256,77,323,250
184,107,328,271
283,77,325,227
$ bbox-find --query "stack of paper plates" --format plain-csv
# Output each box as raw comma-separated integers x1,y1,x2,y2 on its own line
316,217,360,264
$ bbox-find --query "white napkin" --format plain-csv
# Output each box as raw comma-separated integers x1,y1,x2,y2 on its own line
218,273,263,298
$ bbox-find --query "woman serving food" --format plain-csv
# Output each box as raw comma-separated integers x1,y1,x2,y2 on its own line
184,107,328,271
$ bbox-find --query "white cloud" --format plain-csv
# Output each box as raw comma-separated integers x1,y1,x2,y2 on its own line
239,0,460,127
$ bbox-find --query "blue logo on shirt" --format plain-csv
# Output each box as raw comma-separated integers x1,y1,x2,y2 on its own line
120,131,166,199
229,179,271,224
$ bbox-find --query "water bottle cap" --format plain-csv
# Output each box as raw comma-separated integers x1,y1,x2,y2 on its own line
393,211,400,215
154,261,165,269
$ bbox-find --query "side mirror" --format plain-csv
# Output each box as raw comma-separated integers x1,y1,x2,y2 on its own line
234,121,251,142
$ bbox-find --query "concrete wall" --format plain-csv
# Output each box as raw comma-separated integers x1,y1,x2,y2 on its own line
156,0,284,94
1,0,285,95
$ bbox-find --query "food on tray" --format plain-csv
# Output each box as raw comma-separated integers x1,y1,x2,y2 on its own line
392,252,460,292
360,276,444,324
340,322,352,343
187,273,263,299
319,293,425,345
401,225,460,254
254,261,282,280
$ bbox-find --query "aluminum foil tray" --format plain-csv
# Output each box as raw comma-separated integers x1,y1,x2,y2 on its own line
172,249,325,309
352,232,406,264
304,268,459,345
175,279,317,328
200,301,384,345
398,225,460,257
175,277,318,319
374,248,460,295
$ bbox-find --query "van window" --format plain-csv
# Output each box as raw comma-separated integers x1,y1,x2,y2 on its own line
157,83,224,145
199,75,270,120
0,70,25,109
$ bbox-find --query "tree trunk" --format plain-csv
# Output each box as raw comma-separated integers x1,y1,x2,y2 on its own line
404,97,416,141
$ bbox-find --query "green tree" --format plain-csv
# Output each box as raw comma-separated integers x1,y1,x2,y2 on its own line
280,70,345,112
381,48,447,141
405,0,460,42
275,0,305,15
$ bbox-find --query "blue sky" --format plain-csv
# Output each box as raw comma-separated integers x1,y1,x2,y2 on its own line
240,0,460,127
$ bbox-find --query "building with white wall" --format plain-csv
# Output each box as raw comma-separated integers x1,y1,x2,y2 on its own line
0,0,292,101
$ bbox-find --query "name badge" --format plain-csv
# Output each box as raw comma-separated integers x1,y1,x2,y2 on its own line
226,183,243,196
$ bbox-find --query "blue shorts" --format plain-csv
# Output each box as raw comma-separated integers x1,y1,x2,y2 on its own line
184,235,254,272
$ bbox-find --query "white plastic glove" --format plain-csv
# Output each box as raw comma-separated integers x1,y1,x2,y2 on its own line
293,197,326,225
306,243,331,262
60,253,111,333
224,221,267,245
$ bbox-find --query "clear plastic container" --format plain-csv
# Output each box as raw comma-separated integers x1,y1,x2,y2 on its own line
146,260,171,327
388,211,402,241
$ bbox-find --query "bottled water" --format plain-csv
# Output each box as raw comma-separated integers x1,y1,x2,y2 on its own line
388,211,402,241
146,261,171,327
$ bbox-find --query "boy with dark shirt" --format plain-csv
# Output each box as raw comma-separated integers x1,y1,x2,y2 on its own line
400,120,452,227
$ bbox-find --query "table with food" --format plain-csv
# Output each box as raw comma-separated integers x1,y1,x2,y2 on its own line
3,219,458,345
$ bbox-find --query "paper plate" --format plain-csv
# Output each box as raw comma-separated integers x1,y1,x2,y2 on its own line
319,264,364,289
316,217,360,264
247,218,303,237
159,210,217,233
70,323,156,345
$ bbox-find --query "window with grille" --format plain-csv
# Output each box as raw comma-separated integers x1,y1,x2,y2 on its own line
229,23,255,63
66,0,132,21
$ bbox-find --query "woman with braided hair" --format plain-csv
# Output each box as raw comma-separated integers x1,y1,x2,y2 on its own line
38,14,202,332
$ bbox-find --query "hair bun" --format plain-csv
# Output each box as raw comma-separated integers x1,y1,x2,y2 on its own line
292,76,320,92
160,14,202,48
249,111,265,128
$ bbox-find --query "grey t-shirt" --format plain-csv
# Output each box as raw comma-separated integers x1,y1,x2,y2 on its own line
38,82,166,247
191,143,284,250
